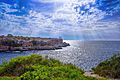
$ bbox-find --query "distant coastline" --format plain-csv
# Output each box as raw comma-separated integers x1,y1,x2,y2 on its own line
0,34,70,52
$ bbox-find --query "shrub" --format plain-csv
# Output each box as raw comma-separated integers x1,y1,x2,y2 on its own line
93,54,120,78
0,54,97,80
0,77,15,80
18,65,96,80
0,54,43,76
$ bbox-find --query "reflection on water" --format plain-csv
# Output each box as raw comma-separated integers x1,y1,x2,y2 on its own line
0,40,120,71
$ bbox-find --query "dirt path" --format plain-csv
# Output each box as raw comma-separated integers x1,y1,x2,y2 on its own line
84,72,105,79
84,72,120,80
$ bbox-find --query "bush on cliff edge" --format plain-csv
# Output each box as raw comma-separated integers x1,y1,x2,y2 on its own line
0,54,96,80
93,54,120,78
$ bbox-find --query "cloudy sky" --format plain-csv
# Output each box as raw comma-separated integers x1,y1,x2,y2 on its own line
0,0,120,40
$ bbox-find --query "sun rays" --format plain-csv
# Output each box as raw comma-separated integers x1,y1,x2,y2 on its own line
0,0,120,40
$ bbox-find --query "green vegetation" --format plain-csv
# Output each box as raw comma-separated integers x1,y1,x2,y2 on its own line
1,39,21,47
93,54,120,79
0,77,15,80
0,54,98,80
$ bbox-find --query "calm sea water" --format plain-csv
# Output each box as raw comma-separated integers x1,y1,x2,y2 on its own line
0,40,120,71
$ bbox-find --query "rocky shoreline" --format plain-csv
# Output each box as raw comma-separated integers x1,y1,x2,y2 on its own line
0,34,70,52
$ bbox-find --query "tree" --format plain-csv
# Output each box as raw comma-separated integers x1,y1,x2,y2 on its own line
7,34,13,37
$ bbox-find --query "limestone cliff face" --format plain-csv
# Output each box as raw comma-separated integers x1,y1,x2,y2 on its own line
0,35,69,51
47,39,63,46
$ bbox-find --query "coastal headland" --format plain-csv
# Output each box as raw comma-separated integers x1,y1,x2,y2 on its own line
0,34,70,52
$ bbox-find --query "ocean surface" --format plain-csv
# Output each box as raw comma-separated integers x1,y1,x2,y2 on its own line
0,40,120,71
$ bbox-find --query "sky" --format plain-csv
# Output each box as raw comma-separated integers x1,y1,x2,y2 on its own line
0,0,120,40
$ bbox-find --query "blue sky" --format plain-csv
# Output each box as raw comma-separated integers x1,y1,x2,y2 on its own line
0,0,120,40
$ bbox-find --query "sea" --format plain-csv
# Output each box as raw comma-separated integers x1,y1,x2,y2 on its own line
0,40,120,71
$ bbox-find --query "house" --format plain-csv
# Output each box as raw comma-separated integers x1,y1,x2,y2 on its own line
22,42,33,47
0,45,9,51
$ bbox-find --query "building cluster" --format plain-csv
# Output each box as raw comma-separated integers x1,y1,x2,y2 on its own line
0,34,69,51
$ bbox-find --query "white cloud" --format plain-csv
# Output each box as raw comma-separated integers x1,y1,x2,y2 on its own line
0,1,120,39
